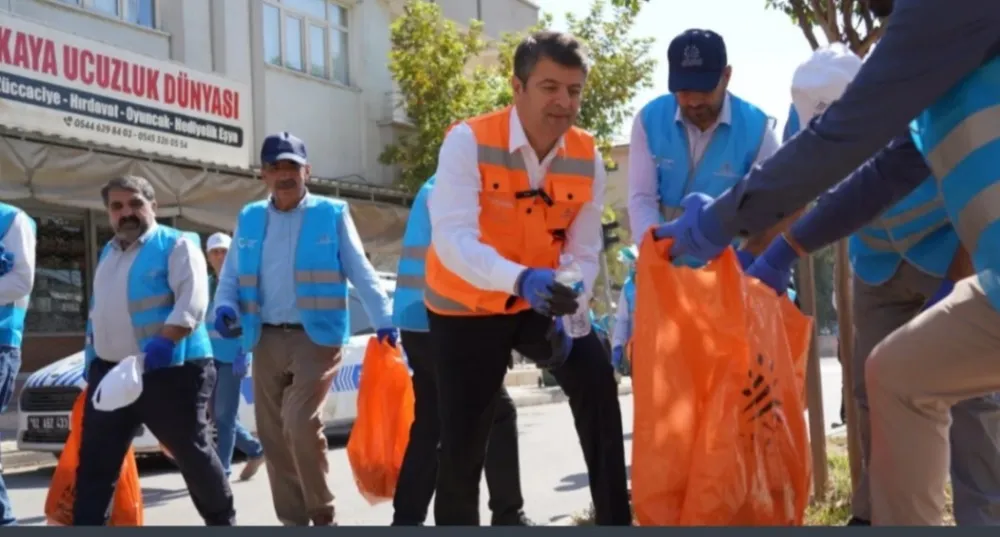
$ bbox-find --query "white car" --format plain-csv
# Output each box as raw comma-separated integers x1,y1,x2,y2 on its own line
16,272,397,457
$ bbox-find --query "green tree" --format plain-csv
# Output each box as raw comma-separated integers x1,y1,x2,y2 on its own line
764,0,885,56
608,0,647,16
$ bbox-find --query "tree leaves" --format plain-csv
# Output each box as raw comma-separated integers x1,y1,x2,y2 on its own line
763,0,884,56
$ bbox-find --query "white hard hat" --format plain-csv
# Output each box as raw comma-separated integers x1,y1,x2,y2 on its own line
206,232,232,252
791,43,863,125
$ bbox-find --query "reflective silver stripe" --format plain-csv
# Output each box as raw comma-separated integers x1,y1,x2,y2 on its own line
295,270,344,284
424,288,490,315
238,275,258,286
858,222,948,253
208,329,222,339
296,296,347,310
955,181,1000,250
400,245,427,260
134,322,163,341
129,293,173,312
923,104,1000,250
240,301,261,314
549,156,596,178
396,274,425,290
12,296,28,309
924,104,1000,180
478,145,527,171
875,196,944,228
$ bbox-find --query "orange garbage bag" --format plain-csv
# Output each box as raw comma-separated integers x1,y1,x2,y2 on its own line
346,338,415,505
631,232,813,526
45,392,144,526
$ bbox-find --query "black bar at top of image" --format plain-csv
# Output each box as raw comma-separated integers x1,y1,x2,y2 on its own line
0,69,243,148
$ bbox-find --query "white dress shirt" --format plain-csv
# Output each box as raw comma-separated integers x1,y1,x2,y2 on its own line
428,106,607,296
0,211,36,307
627,93,780,240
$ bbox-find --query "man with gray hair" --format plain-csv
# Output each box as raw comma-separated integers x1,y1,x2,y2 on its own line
73,175,235,525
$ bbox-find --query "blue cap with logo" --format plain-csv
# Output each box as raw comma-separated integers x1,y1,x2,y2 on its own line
261,132,307,165
667,29,728,93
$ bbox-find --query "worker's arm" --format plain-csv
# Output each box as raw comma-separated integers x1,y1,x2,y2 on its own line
742,124,800,255
337,208,392,329
611,291,631,349
563,151,607,296
706,0,1000,239
428,123,527,294
213,224,242,313
626,116,661,244
788,134,930,253
0,212,36,304
163,235,209,342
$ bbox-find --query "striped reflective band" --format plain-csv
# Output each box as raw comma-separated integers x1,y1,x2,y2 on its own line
130,293,173,341
397,245,427,291
424,287,494,314
238,271,347,314
857,196,948,253
924,104,1000,250
477,145,595,178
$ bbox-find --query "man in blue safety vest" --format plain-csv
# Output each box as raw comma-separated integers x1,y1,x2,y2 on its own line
628,29,785,262
0,201,35,527
779,44,1000,526
650,0,1000,525
204,232,265,482
213,132,395,526
391,176,531,526
76,176,234,525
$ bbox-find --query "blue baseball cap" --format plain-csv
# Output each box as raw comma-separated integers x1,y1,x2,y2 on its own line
668,29,728,93
261,132,307,165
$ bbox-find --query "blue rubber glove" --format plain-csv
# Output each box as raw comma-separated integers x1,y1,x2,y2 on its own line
143,336,176,372
612,345,624,370
540,317,573,370
376,327,399,347
232,352,250,378
736,249,755,271
921,279,955,312
214,306,241,339
746,235,799,296
515,269,579,317
652,193,731,262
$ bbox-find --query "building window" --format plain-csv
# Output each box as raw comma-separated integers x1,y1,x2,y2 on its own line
263,0,351,85
27,216,87,334
56,0,157,28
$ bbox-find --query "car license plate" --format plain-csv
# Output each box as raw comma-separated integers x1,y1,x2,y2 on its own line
27,414,70,434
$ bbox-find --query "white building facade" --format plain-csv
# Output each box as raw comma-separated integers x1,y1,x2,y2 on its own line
0,0,537,369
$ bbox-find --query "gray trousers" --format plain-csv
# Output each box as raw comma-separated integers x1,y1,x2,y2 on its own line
851,261,1000,525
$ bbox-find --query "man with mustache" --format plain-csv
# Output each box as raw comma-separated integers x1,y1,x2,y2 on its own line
651,0,1000,526
75,176,234,525
0,201,35,527
425,31,630,525
212,132,395,526
627,29,783,260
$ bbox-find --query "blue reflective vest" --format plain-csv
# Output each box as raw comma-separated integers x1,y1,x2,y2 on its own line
640,92,769,266
235,195,350,350
911,57,1000,312
392,177,434,332
84,226,213,370
782,104,800,144
0,204,34,348
783,104,958,286
207,275,244,363
623,273,636,317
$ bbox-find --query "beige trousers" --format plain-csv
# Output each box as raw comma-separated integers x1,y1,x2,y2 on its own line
866,275,1000,525
252,327,342,526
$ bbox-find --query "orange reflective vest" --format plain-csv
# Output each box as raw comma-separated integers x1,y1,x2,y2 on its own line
424,106,597,316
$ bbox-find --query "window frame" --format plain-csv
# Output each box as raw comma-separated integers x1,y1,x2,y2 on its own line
51,0,159,30
263,0,352,86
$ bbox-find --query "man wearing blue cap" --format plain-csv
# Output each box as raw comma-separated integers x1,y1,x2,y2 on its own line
213,132,396,526
627,29,783,260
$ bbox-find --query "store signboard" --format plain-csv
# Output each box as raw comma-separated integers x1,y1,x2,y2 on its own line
0,13,251,169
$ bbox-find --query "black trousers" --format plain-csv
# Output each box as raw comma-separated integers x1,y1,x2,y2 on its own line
428,310,631,526
393,330,524,525
72,358,235,526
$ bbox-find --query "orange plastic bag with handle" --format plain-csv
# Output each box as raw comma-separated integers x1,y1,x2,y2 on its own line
631,232,812,526
346,338,415,505
45,391,144,526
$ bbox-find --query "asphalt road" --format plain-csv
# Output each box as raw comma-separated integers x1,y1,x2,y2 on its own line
3,358,846,526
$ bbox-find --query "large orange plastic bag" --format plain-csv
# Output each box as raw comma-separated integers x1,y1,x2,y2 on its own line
631,232,812,526
346,338,415,504
45,392,144,526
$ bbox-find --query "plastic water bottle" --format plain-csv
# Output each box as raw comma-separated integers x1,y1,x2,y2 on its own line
555,254,591,338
